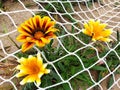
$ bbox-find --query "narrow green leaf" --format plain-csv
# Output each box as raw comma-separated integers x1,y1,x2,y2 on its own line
117,30,120,42
92,66,107,71
58,62,66,72
63,83,71,90
107,76,114,88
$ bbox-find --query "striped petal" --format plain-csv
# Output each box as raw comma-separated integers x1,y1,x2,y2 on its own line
22,42,34,52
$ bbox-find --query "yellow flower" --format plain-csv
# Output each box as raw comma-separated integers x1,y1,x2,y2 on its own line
17,15,58,52
16,53,50,86
82,19,113,42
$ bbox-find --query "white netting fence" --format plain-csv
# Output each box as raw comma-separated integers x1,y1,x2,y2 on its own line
0,0,120,90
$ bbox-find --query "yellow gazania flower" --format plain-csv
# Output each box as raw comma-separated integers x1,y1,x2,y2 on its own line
16,53,50,86
17,15,58,52
82,19,113,42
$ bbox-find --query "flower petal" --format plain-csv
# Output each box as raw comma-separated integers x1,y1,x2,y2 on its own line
35,40,45,47
99,23,107,30
45,21,55,30
41,16,51,29
24,20,34,30
83,22,93,36
36,78,41,86
28,17,35,30
44,69,50,74
26,37,36,42
41,63,48,71
45,32,57,38
21,24,32,33
26,75,37,83
16,72,27,77
20,75,29,85
41,37,50,44
22,42,34,52
33,15,41,28
18,57,26,63
101,29,113,37
99,38,112,42
18,27,31,36
38,72,44,78
45,28,59,34
16,34,27,42
37,53,43,65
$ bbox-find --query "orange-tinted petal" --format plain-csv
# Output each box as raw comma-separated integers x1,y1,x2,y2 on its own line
28,18,35,30
18,27,32,36
33,15,41,28
45,28,58,34
21,24,32,33
45,32,57,38
26,37,36,42
24,20,34,30
41,16,51,29
45,21,55,30
22,42,34,52
93,20,100,31
16,34,27,42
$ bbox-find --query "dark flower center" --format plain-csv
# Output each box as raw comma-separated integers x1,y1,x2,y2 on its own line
34,31,44,39
31,66,40,74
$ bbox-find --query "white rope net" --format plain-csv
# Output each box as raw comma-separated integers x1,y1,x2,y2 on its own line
0,0,120,90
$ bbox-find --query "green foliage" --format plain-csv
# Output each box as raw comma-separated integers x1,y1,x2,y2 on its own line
36,0,76,23
15,48,37,58
54,55,83,80
44,0,73,13
117,30,120,42
86,0,102,7
107,75,114,89
22,83,37,90
0,0,3,9
71,72,94,90
40,66,62,88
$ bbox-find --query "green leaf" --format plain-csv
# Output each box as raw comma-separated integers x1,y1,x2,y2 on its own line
63,83,71,90
22,83,37,90
47,39,54,49
107,76,114,88
58,62,66,72
117,30,120,42
92,66,107,71
76,73,93,85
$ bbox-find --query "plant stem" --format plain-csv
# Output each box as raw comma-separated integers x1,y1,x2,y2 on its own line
8,35,20,49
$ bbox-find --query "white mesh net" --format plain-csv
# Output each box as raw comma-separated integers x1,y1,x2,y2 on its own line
0,0,120,90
